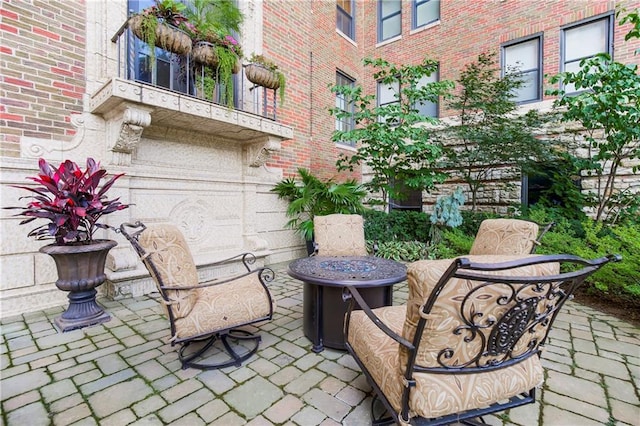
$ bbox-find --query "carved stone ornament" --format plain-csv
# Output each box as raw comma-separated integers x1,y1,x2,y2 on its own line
104,104,152,165
246,136,281,167
109,106,152,153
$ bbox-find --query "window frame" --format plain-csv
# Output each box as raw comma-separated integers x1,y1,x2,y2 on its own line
560,13,614,94
336,0,355,40
501,34,543,104
413,64,440,117
378,0,402,42
412,0,440,30
335,71,357,147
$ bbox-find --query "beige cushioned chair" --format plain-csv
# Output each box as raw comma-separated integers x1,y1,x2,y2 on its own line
313,213,368,256
120,222,275,370
344,253,618,425
470,218,552,255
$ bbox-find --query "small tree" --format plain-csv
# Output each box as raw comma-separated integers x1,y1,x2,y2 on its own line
330,57,454,206
440,52,550,212
547,10,640,223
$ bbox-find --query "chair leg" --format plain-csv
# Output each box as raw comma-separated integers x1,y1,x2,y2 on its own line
178,329,262,370
370,393,396,426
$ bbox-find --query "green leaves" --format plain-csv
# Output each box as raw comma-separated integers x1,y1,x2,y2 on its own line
271,168,367,241
330,57,453,204
441,52,549,211
546,38,640,223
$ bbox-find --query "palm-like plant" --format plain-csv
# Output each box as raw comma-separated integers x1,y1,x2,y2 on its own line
271,168,367,241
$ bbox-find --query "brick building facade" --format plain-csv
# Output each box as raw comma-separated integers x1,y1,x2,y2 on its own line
0,0,638,316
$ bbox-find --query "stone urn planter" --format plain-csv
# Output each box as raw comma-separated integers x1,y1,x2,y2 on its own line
40,240,117,332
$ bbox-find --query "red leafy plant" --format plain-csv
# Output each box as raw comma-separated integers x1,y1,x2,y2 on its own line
7,158,129,245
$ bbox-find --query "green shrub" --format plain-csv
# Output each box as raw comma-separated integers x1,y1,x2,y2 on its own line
434,228,474,258
536,220,640,305
369,240,430,262
440,206,639,307
363,210,430,242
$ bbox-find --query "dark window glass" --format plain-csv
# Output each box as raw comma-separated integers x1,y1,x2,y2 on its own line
337,0,355,39
503,36,542,103
335,72,356,147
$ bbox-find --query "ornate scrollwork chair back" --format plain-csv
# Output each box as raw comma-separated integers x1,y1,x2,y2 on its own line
313,214,368,256
344,253,620,425
470,218,554,255
119,222,275,370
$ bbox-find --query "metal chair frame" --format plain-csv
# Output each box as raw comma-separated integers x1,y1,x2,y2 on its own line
120,221,275,370
344,254,619,425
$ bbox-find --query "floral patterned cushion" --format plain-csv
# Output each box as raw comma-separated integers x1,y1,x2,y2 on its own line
173,272,272,342
138,224,200,319
470,219,539,255
347,259,549,420
314,214,368,256
401,255,559,369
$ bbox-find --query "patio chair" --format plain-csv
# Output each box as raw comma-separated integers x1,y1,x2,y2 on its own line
469,218,554,255
344,253,619,425
313,213,369,256
120,222,275,370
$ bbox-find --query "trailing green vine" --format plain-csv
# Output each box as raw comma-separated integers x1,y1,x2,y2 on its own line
215,45,237,107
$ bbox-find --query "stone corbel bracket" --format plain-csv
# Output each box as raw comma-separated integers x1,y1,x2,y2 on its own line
245,135,281,168
104,103,153,165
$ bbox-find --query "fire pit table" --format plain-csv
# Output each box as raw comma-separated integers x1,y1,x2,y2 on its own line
288,256,407,352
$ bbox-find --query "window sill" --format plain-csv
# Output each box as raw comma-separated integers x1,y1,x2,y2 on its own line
336,29,357,47
376,35,402,48
410,20,441,35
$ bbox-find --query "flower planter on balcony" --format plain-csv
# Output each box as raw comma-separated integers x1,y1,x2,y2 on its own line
128,14,192,56
245,63,281,90
192,41,240,73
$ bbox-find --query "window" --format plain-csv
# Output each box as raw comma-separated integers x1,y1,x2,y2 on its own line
127,0,240,106
337,0,355,39
414,67,439,117
413,0,439,29
377,80,399,108
128,0,186,92
378,0,402,42
377,79,400,124
335,72,356,146
390,180,422,212
502,36,542,103
561,14,613,93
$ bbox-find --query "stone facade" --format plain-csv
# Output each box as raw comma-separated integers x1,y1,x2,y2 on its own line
1,0,639,317
0,0,298,317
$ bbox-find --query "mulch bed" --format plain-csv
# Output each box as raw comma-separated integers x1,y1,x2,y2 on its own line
573,289,640,328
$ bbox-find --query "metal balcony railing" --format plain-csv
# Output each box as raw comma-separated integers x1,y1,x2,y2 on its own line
110,21,279,121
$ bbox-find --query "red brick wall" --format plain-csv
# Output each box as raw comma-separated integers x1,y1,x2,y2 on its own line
262,0,639,182
0,0,86,157
263,0,365,181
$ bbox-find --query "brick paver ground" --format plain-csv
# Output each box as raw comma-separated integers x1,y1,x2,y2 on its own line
1,262,639,425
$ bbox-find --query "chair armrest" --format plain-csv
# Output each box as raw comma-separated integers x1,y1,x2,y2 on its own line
204,252,260,272
161,267,275,291
343,285,414,349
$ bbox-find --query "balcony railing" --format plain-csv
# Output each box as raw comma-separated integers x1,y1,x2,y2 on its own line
110,21,279,121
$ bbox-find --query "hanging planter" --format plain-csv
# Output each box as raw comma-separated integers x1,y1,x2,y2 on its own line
128,14,192,56
245,63,281,90
245,54,286,105
192,41,240,73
